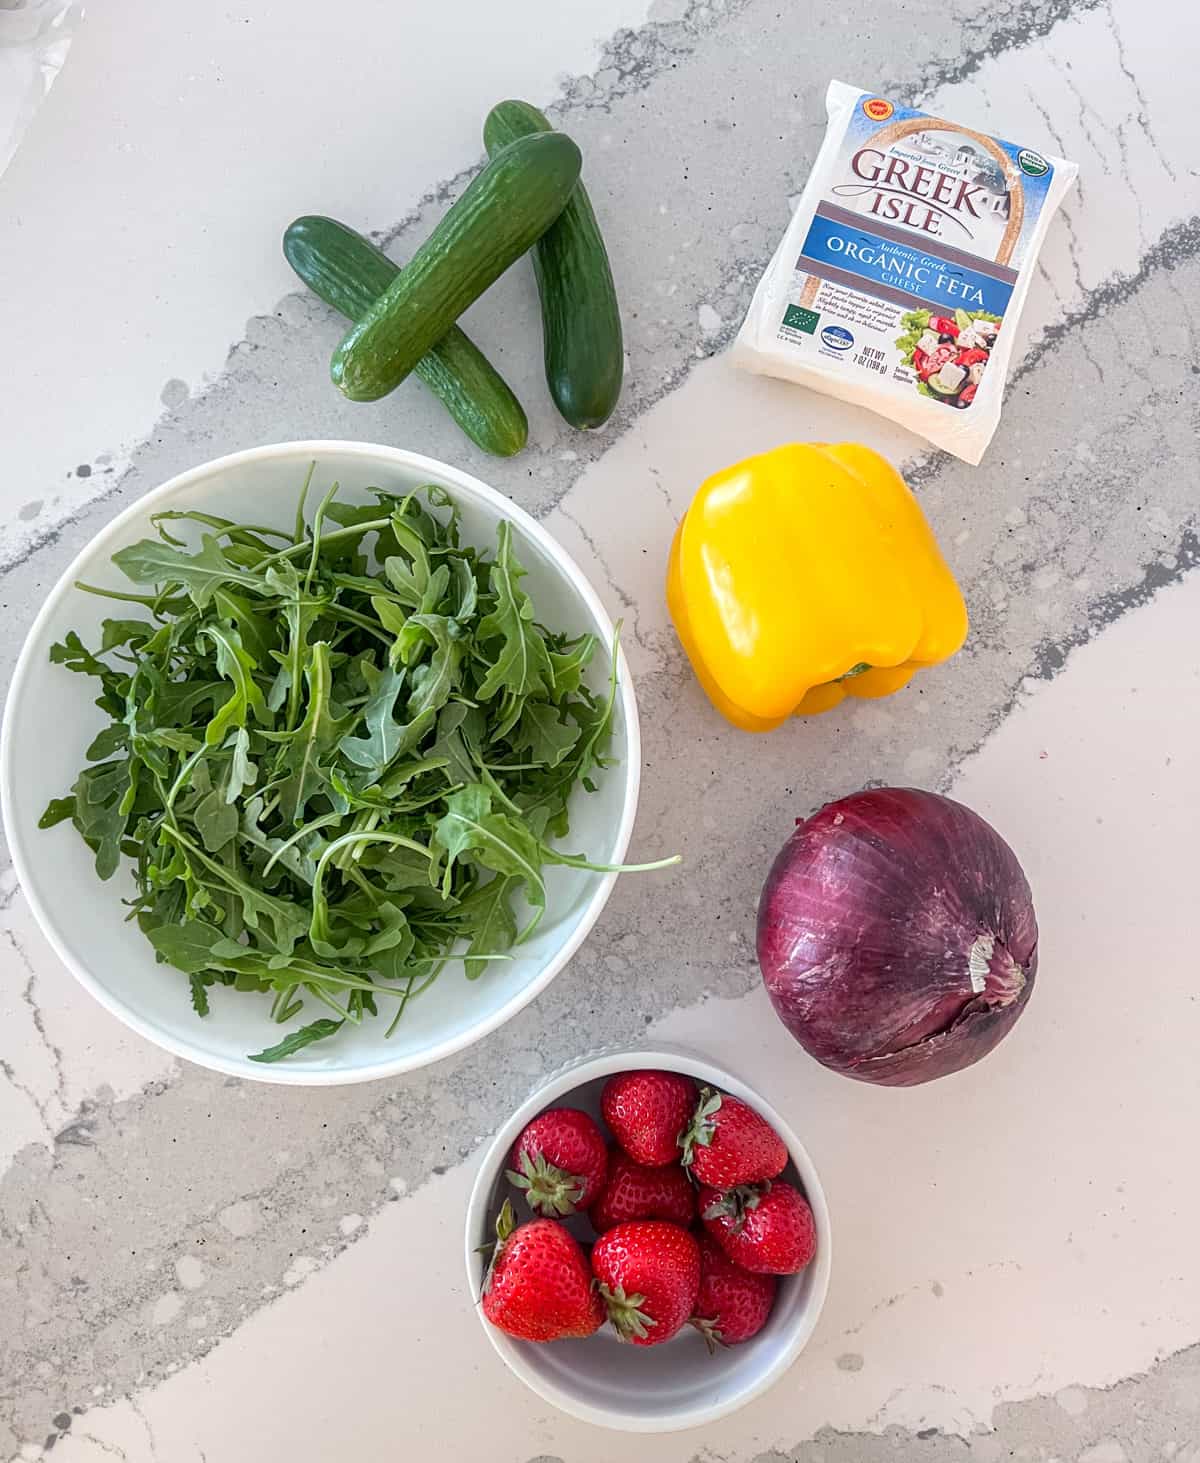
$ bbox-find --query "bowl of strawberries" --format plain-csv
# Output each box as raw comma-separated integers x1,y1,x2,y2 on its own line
464,1049,831,1431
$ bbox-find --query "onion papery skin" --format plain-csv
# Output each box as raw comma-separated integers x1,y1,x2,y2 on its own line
756,787,1038,1086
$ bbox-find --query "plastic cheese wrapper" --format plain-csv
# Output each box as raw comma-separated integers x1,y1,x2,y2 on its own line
734,81,1078,465
0,1,83,184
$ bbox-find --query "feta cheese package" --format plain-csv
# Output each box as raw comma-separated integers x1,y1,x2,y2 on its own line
734,81,1078,464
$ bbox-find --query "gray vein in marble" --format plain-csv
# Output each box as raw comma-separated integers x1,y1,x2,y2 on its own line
1022,86,1089,297
0,932,66,1145
1104,0,1177,183
903,0,1106,99
726,1337,1200,1463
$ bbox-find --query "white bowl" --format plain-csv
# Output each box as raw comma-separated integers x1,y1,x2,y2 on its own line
1,442,640,1086
465,1048,831,1432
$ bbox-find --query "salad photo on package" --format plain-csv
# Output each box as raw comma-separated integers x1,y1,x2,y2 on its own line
895,306,1000,409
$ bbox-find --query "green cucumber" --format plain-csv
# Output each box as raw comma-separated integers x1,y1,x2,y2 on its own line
331,131,581,403
284,216,527,457
483,101,623,430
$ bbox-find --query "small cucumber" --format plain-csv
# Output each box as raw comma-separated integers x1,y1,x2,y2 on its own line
331,132,581,403
284,216,527,457
483,100,622,430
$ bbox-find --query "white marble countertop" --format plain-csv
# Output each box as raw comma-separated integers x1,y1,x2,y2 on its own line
2,1,1198,1460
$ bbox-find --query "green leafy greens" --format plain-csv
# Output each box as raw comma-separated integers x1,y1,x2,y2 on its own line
45,477,676,1062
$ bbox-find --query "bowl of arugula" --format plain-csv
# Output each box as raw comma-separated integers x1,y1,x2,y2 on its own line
2,441,663,1084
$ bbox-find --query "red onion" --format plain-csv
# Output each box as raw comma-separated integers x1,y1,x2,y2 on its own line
757,788,1037,1086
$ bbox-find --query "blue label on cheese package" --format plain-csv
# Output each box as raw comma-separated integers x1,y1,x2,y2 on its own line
799,208,1016,318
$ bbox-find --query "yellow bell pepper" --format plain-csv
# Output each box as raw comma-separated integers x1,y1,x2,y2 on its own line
666,443,968,730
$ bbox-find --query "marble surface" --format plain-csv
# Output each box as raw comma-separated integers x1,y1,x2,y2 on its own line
2,1,1199,1459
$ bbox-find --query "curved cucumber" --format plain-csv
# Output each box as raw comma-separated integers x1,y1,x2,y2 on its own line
484,100,622,430
284,216,527,457
331,132,581,403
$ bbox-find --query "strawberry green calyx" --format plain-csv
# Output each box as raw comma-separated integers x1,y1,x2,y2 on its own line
480,1199,518,1297
701,1182,766,1231
690,1314,725,1354
495,1196,518,1244
506,1149,586,1217
679,1087,722,1169
597,1282,658,1343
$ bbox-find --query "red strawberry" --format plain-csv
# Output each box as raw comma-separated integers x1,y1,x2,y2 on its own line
592,1220,700,1346
481,1200,605,1342
681,1087,787,1188
590,1149,697,1232
601,1069,697,1167
700,1180,817,1275
691,1235,777,1351
507,1107,608,1217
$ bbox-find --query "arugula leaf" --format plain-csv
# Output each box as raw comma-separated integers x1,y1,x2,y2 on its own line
430,702,476,786
194,787,239,852
71,760,131,878
433,787,546,936
147,918,226,972
342,622,456,778
164,826,309,955
189,972,212,1017
202,622,270,747
86,724,129,761
548,635,597,700
275,642,346,823
474,522,553,701
375,754,452,799
338,659,407,772
433,784,492,894
39,797,76,829
240,798,326,885
113,534,264,608
512,702,580,768
390,565,451,665
50,631,110,678
467,813,547,939
450,556,478,622
156,680,225,726
264,561,325,732
454,874,518,978
405,614,464,719
100,619,155,652
248,1018,344,1064
211,586,277,666
369,595,410,666
225,727,259,804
